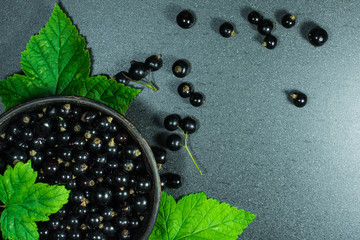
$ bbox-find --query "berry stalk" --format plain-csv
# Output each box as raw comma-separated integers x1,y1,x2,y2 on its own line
178,127,203,175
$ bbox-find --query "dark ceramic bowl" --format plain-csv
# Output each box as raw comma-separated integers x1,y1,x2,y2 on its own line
0,95,160,240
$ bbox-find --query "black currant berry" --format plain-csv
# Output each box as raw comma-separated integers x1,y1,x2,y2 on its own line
78,176,96,189
124,145,141,160
308,27,328,47
116,216,130,229
102,222,117,237
219,22,236,38
102,207,116,221
67,230,82,240
115,129,129,145
114,188,130,201
58,131,72,146
258,19,274,35
166,134,182,151
45,106,58,119
81,111,98,123
59,104,72,118
282,14,296,28
21,128,34,141
106,138,118,156
128,61,148,80
73,206,89,219
87,137,103,152
262,34,277,49
290,91,307,107
85,213,102,229
58,168,73,184
18,113,32,127
113,170,129,187
87,230,106,240
164,114,181,131
178,82,194,98
115,71,130,85
176,10,195,29
93,153,107,167
248,11,263,25
71,163,88,177
163,173,182,189
35,118,53,137
92,184,113,206
172,59,190,78
97,116,113,132
52,230,67,240
133,195,149,213
151,146,167,164
118,229,131,239
129,217,140,229
29,150,44,167
136,176,152,194
160,174,167,189
42,159,59,176
180,116,197,134
122,160,135,172
190,92,206,107
73,150,89,163
38,225,50,239
31,137,46,149
58,147,72,162
145,54,163,71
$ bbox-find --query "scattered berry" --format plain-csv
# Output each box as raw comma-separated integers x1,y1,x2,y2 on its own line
172,59,190,78
145,54,163,71
258,19,274,35
282,14,296,28
178,82,194,98
176,10,195,29
262,34,277,49
248,11,263,25
219,22,236,38
290,91,307,107
166,134,182,151
180,116,197,134
308,27,328,46
128,61,148,80
115,71,130,85
190,92,206,107
163,173,182,189
164,114,181,131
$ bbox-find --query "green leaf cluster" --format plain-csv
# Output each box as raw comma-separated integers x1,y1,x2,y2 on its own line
0,4,140,114
0,161,70,240
149,191,256,240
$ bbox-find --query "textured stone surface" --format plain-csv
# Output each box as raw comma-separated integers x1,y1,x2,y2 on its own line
1,0,360,239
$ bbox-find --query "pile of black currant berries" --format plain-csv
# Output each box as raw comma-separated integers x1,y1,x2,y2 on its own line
114,54,163,91
0,102,155,240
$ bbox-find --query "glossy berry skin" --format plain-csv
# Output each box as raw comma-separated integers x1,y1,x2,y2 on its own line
124,145,141,160
128,61,148,80
172,59,190,78
42,159,59,176
308,27,328,47
129,217,140,229
145,54,163,71
114,188,130,201
178,82,194,98
282,14,296,28
262,35,277,49
7,147,27,163
30,150,44,167
115,71,130,85
52,230,67,240
87,230,106,240
163,173,182,189
190,92,206,107
113,170,129,187
164,114,181,131
290,91,307,107
219,22,236,38
248,11,263,25
176,10,195,29
92,185,113,206
35,118,53,137
180,116,197,134
258,19,274,35
102,207,116,221
38,225,50,239
133,195,149,213
136,176,152,194
102,222,117,237
116,216,130,229
67,230,82,240
152,146,167,164
166,134,182,151
86,213,102,229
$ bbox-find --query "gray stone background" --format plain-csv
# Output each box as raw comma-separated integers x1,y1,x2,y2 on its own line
1,0,360,239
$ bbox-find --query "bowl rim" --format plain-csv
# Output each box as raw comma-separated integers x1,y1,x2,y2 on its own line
0,95,161,239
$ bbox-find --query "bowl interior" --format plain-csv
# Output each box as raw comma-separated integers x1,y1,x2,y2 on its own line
0,95,160,240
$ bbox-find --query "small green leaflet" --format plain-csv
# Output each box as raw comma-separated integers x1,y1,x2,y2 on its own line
0,3,140,114
0,161,70,240
149,191,256,240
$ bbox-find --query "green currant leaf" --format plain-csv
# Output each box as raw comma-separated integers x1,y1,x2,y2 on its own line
20,3,90,95
0,74,51,110
149,191,256,240
1,212,38,240
0,161,70,240
62,75,141,115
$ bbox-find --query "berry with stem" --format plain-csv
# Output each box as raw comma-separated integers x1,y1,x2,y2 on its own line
145,54,163,71
219,22,236,38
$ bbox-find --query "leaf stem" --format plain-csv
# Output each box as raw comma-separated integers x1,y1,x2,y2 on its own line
124,71,158,92
178,127,203,175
